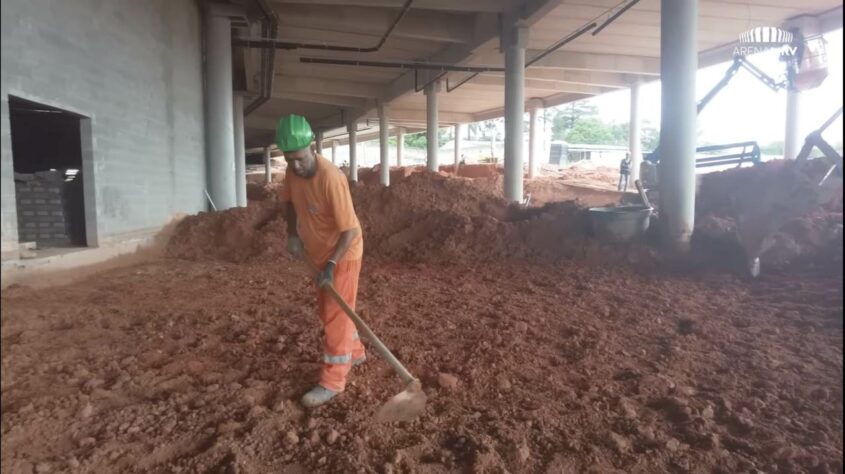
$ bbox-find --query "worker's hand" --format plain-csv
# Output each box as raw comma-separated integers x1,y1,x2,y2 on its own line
287,235,304,258
316,261,336,288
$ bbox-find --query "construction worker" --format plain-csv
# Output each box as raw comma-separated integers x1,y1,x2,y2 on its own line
277,114,365,408
618,152,632,192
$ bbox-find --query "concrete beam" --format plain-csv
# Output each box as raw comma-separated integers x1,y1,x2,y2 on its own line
363,108,473,124
244,115,278,131
524,50,660,75
522,69,636,88
470,75,615,95
471,92,592,122
271,91,372,109
274,74,382,98
269,0,509,13
271,4,473,43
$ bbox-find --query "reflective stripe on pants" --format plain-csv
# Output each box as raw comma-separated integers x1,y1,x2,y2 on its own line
316,259,365,392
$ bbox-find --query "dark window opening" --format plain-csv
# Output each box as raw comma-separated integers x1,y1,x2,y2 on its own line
9,96,87,249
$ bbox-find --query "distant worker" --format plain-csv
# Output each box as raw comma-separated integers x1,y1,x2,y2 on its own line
277,114,365,408
618,153,632,192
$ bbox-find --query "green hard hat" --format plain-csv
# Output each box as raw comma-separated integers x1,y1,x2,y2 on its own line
276,114,315,152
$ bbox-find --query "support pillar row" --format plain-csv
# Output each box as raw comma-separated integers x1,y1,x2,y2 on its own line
629,80,642,182
454,123,463,168
347,123,358,182
204,12,237,210
396,127,405,167
331,140,338,165
528,106,539,179
503,23,528,202
425,81,440,172
378,104,390,186
263,146,272,185
233,94,247,207
658,0,698,253
784,89,801,160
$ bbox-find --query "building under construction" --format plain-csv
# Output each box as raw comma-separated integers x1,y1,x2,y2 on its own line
1,1,842,472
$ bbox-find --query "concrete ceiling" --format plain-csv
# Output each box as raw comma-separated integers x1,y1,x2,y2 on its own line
231,0,843,148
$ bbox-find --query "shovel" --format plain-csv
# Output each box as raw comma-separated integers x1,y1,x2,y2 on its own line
634,179,653,210
302,257,426,423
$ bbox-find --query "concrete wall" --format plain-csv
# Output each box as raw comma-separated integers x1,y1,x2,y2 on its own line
1,0,206,257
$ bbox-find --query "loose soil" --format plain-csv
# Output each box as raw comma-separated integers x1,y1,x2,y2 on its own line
2,160,842,473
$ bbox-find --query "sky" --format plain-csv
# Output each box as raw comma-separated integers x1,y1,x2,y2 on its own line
577,28,843,147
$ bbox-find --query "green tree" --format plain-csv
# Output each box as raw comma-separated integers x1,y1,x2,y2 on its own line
563,117,615,144
405,132,426,149
402,129,453,149
552,102,600,140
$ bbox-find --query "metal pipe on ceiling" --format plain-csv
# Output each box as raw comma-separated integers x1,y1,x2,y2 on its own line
525,21,597,67
232,0,413,52
299,57,505,72
592,0,641,36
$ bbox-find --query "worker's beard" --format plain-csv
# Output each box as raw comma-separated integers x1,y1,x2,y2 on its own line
293,159,317,179
289,151,318,178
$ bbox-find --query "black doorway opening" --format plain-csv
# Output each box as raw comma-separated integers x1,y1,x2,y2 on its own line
9,96,87,249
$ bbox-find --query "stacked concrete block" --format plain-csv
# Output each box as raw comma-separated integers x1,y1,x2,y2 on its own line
14,171,71,246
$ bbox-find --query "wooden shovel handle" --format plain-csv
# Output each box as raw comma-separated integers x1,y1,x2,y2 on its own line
304,258,417,385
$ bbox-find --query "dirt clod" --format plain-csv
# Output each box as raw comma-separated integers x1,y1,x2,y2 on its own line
284,430,300,446
437,373,459,390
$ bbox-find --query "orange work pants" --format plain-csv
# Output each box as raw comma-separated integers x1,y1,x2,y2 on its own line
315,259,365,392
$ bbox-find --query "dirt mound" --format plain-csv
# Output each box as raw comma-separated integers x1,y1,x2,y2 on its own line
165,171,650,266
166,160,842,274
165,199,286,263
246,182,274,202
695,158,843,270
351,172,607,263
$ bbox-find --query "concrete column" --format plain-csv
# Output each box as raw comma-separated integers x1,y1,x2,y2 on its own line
503,24,528,202
233,94,247,207
454,124,463,168
331,140,338,165
658,0,698,253
263,146,272,184
628,80,642,181
315,131,324,155
347,123,358,182
378,104,390,186
204,13,237,210
528,106,539,179
425,81,441,172
784,89,801,159
396,127,405,167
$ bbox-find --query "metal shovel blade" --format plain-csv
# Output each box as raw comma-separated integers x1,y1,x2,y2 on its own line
374,380,427,423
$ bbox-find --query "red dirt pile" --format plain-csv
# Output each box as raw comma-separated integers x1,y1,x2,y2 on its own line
167,172,642,266
695,158,843,270
167,160,842,274
165,197,287,263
